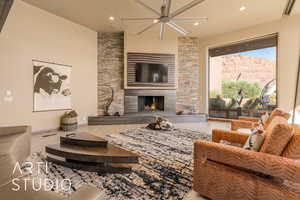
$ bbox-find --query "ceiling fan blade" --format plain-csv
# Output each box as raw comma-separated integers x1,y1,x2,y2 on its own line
167,21,188,35
121,18,159,21
166,0,172,16
170,0,205,18
160,23,165,40
137,22,159,35
135,0,161,16
283,0,296,15
172,17,208,21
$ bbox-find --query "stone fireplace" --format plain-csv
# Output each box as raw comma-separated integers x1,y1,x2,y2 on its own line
97,33,202,116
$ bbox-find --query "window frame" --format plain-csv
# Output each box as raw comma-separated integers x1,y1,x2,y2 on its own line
207,34,279,118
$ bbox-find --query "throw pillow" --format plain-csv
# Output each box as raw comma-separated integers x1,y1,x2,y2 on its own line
260,112,270,126
243,129,265,151
260,117,294,155
264,108,291,129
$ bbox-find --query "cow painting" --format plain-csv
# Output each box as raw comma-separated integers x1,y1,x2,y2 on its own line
33,60,71,111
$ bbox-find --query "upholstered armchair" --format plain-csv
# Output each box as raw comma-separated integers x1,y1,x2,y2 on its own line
193,116,300,200
231,108,291,131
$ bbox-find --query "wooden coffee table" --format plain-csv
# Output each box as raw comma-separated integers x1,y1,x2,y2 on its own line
46,132,139,173
60,132,108,147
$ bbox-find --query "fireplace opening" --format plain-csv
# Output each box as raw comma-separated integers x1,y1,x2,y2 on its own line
138,96,164,112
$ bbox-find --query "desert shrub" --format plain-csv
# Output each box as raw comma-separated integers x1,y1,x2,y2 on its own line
210,90,222,98
243,98,261,109
222,81,261,99
242,98,254,109
209,95,226,109
226,98,237,109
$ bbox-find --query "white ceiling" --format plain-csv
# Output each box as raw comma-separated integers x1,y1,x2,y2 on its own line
292,0,300,15
21,0,300,38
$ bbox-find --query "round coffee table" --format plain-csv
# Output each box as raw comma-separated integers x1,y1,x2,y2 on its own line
46,132,139,173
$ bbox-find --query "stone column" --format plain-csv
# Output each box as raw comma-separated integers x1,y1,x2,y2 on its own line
98,32,124,116
177,37,201,114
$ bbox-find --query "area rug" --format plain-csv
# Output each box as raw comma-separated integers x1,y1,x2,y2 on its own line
27,128,211,200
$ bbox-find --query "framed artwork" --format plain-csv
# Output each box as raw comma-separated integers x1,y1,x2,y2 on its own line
33,60,72,112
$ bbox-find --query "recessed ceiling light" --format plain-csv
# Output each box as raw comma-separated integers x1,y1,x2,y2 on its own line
153,19,159,23
109,16,115,21
194,22,200,26
240,6,246,11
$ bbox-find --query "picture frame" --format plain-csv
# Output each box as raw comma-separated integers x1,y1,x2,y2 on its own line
33,60,72,112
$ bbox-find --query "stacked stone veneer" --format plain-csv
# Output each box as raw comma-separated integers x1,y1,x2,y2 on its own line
97,34,202,115
98,32,124,115
177,37,201,113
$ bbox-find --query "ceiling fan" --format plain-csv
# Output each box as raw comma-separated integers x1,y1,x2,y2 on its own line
122,0,207,39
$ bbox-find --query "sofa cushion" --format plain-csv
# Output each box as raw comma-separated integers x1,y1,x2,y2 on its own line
260,116,293,155
264,108,291,129
282,134,300,159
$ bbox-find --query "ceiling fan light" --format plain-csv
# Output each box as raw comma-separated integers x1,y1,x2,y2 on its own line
193,22,200,26
109,16,115,21
240,6,246,11
153,19,159,23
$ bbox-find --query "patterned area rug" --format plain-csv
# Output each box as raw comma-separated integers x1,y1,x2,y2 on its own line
28,128,211,200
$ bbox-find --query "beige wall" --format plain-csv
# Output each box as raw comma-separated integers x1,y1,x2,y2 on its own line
0,0,98,132
199,15,300,114
209,56,223,93
124,31,178,89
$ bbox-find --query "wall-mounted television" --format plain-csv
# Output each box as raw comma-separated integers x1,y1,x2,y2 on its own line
135,63,168,83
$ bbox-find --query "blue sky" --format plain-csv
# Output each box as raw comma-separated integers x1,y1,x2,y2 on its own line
227,47,276,61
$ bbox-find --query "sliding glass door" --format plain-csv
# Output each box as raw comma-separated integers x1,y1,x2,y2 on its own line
209,34,278,119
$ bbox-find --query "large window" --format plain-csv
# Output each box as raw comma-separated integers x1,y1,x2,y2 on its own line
209,34,278,119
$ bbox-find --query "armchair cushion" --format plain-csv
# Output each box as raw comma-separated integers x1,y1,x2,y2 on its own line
282,134,300,159
260,116,293,155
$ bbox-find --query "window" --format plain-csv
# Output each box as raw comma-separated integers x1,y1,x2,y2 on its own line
208,34,278,119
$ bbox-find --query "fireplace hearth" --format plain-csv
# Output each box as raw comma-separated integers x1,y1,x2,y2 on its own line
138,96,164,112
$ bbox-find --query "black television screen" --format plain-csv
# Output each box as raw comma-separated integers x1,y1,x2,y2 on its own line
135,63,168,83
